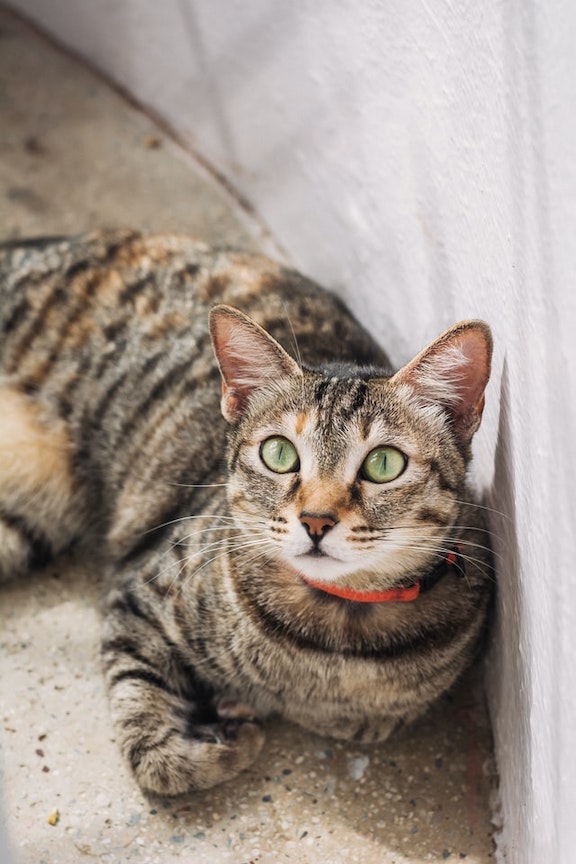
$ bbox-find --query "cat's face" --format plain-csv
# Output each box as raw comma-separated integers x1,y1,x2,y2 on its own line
210,305,492,593
225,373,464,588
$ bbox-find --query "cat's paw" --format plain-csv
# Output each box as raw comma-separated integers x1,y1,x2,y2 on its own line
216,697,260,722
127,712,265,796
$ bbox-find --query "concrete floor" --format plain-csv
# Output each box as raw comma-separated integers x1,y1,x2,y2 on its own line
0,7,496,863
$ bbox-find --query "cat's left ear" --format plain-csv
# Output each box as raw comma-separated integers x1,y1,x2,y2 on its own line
391,320,493,443
209,305,302,423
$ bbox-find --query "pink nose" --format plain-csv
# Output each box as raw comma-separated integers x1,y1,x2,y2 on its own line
299,512,338,539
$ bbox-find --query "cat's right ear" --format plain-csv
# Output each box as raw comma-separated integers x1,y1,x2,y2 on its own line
391,320,493,443
209,305,302,423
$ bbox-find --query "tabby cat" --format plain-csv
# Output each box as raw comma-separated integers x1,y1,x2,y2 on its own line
0,230,493,796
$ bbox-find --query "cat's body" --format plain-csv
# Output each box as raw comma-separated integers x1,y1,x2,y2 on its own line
0,230,493,795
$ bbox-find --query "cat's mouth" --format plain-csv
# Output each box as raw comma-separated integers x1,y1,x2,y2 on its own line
298,545,347,565
302,547,328,558
291,548,349,582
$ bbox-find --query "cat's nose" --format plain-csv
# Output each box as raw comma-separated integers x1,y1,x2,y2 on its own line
299,511,338,539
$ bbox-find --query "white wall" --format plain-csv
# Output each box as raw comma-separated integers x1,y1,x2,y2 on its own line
8,1,576,860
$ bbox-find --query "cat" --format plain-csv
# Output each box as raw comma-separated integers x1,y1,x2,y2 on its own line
0,229,494,796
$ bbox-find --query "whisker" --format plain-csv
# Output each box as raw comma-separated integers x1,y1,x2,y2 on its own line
177,538,274,592
145,552,193,587
396,545,496,582
281,300,304,370
124,468,229,492
145,532,272,590
165,557,193,595
171,522,265,548
166,482,229,489
142,513,238,536
368,529,497,579
380,518,504,551
453,498,512,522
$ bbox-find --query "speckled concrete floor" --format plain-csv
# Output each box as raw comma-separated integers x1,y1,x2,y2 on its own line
0,7,496,863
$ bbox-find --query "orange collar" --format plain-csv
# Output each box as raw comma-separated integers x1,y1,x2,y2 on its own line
302,547,463,603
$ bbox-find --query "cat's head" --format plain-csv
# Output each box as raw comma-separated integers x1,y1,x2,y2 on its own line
209,305,492,594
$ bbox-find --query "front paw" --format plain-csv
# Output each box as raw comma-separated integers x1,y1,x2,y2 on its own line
125,713,265,796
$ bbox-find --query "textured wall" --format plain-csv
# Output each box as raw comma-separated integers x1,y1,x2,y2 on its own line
8,1,576,860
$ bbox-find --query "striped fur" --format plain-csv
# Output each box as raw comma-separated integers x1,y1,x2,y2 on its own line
0,230,493,795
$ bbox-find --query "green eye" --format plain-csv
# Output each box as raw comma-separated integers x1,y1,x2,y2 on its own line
361,447,406,483
260,436,300,474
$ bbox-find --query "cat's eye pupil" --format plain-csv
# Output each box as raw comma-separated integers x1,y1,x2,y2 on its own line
361,446,406,483
260,436,300,474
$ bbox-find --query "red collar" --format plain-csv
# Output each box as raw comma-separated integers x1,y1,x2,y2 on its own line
301,547,463,603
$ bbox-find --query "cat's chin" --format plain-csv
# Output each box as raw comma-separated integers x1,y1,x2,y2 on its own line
288,552,362,585
284,551,409,593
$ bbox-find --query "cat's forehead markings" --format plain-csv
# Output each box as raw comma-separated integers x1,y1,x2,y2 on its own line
294,412,307,435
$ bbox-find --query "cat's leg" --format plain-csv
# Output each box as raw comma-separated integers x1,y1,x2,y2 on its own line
102,582,265,795
0,383,84,580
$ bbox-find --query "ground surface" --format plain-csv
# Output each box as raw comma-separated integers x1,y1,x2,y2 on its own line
0,7,496,863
